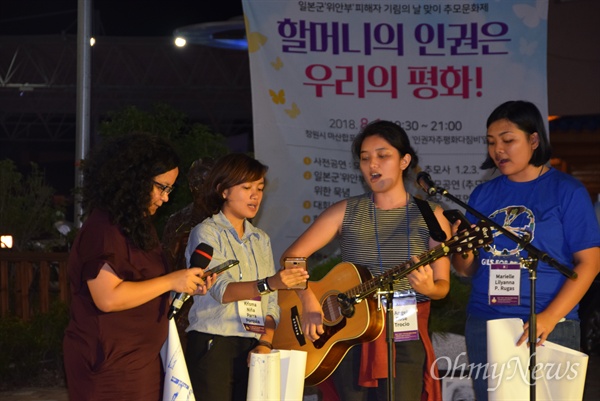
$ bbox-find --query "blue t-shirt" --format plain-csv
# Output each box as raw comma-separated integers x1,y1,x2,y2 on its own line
465,168,600,321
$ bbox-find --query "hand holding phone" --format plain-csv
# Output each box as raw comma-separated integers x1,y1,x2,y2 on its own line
443,209,471,232
283,257,308,290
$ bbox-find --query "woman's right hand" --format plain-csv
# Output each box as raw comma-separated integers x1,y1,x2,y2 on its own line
298,288,324,342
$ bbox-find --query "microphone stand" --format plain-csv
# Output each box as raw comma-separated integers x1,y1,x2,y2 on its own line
375,282,396,401
339,281,397,400
423,183,576,401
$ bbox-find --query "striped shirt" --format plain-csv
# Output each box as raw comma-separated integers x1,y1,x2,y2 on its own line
341,192,438,303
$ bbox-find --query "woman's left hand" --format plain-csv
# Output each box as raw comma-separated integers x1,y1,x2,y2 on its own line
270,268,310,290
247,342,273,366
407,263,435,295
517,312,560,347
191,272,216,295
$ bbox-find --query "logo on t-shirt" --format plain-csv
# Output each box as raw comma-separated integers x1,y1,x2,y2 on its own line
486,205,534,257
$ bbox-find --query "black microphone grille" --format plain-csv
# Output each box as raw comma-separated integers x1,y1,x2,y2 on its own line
190,242,213,268
416,171,430,180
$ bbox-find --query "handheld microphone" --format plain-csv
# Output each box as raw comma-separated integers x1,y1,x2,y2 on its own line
190,242,214,268
416,171,438,196
168,242,213,319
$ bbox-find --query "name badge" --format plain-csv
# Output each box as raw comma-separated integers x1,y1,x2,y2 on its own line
238,297,265,334
489,263,521,306
392,293,419,342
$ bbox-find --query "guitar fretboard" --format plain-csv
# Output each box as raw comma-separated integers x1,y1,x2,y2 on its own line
345,245,449,300
342,223,492,302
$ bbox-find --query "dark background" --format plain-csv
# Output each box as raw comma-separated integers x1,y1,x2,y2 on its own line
0,0,243,36
1,0,598,114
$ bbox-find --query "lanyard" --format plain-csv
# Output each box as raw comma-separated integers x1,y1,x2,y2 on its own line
372,192,410,274
224,227,260,281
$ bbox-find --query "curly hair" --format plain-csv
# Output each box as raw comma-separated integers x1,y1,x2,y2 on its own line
203,153,268,216
81,133,180,250
352,120,419,177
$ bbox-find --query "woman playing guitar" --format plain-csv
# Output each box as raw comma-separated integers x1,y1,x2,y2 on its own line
281,120,452,401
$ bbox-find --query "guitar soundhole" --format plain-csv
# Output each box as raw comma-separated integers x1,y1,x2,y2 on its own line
313,292,347,349
322,293,343,325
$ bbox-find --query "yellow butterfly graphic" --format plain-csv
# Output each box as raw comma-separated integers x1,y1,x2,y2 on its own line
269,89,285,105
270,57,283,71
285,102,300,119
245,15,268,53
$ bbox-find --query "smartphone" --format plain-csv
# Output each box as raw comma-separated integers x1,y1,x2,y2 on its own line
200,259,239,279
443,209,471,232
283,257,308,290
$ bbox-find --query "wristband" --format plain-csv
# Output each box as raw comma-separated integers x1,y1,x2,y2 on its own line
257,340,273,350
265,276,274,292
257,278,271,295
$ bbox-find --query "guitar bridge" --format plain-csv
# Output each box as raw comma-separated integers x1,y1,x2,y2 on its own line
290,306,306,346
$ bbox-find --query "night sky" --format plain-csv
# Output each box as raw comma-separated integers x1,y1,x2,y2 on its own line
0,0,243,36
0,0,246,205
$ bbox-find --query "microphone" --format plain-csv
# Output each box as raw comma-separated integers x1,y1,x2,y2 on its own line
190,242,214,268
337,293,356,318
416,171,438,196
168,242,213,319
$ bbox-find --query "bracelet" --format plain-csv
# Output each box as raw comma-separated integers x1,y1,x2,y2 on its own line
265,276,274,292
257,340,273,350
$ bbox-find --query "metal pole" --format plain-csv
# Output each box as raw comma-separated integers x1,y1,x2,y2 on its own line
74,0,92,227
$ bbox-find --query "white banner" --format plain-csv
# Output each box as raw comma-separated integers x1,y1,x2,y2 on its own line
247,349,307,401
487,318,588,401
242,0,548,259
161,319,195,401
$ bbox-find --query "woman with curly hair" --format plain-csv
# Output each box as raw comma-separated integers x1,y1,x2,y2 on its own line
63,133,215,400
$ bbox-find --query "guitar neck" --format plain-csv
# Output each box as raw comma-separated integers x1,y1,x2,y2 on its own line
345,244,449,300
342,222,492,302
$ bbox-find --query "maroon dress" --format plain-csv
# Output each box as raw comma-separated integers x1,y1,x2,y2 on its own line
63,209,169,400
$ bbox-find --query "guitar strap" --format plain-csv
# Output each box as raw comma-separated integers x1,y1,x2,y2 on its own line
414,196,447,242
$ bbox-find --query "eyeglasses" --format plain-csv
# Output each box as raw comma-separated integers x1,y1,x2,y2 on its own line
153,181,175,195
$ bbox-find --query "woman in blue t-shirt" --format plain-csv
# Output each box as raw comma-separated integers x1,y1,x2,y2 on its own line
451,100,600,401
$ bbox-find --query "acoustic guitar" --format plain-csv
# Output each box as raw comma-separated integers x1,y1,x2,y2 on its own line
273,222,492,385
